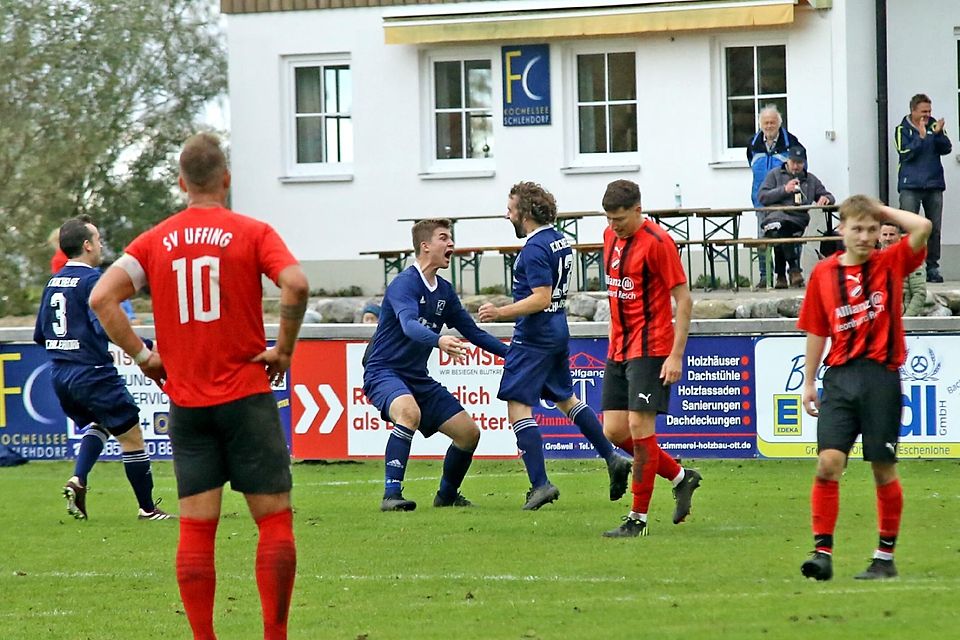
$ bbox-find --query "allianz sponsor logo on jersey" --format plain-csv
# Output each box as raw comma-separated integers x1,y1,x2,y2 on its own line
605,274,636,299
834,273,886,332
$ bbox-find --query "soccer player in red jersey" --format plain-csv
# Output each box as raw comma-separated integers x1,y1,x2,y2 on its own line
798,195,931,581
90,133,309,639
598,179,701,538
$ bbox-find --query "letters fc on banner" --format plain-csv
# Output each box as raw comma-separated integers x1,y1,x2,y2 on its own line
502,44,551,126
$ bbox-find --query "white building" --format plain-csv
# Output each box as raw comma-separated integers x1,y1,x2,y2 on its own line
222,0,960,293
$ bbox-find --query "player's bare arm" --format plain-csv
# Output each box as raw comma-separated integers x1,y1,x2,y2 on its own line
253,264,309,385
876,203,933,252
90,265,166,386
802,333,827,417
478,285,551,322
661,283,692,385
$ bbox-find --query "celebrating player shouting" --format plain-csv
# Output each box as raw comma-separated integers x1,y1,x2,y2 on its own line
363,219,508,511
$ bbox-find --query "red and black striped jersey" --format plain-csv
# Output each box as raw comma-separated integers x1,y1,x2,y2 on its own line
797,237,926,370
603,221,686,361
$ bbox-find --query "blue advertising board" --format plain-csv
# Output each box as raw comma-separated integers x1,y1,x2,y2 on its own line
531,336,757,459
502,44,551,126
0,343,291,461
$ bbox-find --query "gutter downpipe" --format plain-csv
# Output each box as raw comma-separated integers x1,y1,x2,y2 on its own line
876,0,889,203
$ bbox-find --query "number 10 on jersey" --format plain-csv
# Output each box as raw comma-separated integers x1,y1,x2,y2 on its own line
172,256,221,323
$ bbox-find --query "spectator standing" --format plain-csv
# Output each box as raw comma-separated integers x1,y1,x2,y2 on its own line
895,93,952,283
747,105,802,288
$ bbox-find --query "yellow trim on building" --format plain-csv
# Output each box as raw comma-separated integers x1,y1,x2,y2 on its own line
384,2,795,45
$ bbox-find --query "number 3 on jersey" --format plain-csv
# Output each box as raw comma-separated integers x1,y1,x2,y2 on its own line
172,256,221,323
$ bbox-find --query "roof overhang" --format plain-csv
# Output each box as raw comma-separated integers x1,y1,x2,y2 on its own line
383,0,805,45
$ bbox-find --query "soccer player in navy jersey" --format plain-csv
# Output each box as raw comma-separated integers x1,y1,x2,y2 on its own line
478,182,631,510
599,180,701,538
364,219,509,511
34,215,173,521
798,196,931,581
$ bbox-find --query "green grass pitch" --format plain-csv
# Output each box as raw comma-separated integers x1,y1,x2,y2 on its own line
1,458,957,639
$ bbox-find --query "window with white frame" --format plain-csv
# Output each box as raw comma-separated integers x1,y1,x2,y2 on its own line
575,51,638,155
283,56,352,177
722,44,787,150
432,58,494,161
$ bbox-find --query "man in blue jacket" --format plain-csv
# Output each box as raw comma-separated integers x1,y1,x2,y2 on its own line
747,105,802,288
895,93,952,283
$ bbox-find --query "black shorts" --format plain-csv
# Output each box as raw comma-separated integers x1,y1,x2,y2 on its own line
169,392,293,498
817,359,902,462
601,357,671,414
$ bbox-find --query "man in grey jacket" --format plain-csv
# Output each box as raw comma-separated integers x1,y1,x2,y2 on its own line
758,146,835,288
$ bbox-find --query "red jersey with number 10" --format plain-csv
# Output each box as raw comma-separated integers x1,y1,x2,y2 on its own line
604,221,687,361
797,237,925,370
124,207,298,407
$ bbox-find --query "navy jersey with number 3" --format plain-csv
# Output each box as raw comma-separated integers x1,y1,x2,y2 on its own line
34,262,112,366
511,226,572,351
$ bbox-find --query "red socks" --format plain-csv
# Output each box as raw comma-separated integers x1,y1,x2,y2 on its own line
811,478,839,552
616,437,681,481
176,517,219,640
630,436,661,514
256,509,297,640
876,479,903,552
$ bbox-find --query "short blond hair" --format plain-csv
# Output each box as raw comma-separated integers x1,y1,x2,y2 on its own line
838,195,883,223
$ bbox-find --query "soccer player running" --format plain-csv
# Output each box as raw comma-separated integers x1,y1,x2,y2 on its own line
91,133,309,639
364,219,508,512
798,195,931,581
599,180,701,538
35,215,173,522
478,182,631,510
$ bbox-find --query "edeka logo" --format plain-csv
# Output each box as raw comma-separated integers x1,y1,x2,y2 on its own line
773,394,802,436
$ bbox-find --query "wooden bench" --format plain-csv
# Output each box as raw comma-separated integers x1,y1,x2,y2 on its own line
708,235,842,289
573,240,699,292
359,249,413,289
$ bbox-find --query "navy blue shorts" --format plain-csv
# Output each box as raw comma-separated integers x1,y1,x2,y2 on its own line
497,345,574,406
362,368,464,437
51,362,140,436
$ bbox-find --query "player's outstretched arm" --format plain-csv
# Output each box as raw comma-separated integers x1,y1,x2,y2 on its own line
450,307,509,358
478,286,551,323
90,266,165,387
253,265,309,386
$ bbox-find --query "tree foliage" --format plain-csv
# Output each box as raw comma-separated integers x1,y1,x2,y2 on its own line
0,0,226,315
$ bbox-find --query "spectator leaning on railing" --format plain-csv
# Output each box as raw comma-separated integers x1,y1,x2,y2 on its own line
758,146,836,289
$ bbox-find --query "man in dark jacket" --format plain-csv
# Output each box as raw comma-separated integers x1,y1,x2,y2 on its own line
758,146,835,289
747,105,802,287
895,93,952,283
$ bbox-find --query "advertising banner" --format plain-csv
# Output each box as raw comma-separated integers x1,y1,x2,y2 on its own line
289,336,759,460
755,334,960,458
0,343,290,461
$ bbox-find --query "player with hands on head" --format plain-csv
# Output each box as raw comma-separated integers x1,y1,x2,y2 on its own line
797,195,931,581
